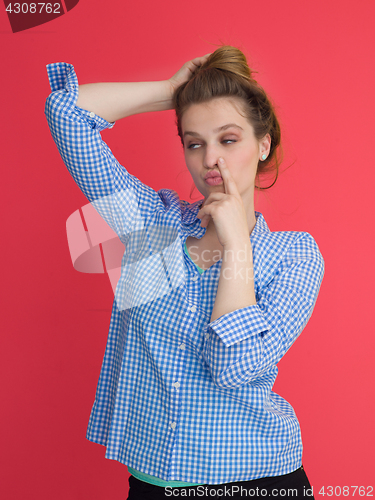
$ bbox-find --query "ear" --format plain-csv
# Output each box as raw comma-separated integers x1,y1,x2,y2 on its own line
259,133,271,159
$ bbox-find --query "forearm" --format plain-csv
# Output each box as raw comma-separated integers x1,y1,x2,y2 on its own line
210,239,256,323
76,80,173,123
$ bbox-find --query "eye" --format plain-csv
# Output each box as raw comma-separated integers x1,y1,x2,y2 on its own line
187,143,201,149
222,139,237,145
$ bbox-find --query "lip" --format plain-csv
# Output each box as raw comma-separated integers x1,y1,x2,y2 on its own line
204,170,222,180
205,176,223,186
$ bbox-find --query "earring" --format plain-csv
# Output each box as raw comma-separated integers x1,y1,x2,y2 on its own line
261,154,267,161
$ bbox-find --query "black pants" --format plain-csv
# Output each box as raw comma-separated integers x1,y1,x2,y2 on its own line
126,465,314,499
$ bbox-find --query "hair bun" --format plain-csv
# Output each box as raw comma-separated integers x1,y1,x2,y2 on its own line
198,45,255,82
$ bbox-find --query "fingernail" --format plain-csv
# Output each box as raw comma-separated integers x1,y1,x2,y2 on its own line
218,157,224,164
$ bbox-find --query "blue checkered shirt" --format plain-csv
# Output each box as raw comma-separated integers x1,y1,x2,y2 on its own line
45,62,325,485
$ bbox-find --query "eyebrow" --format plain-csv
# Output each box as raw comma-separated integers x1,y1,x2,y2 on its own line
183,123,243,139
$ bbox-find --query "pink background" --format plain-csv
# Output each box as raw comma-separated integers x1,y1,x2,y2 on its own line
1,0,374,498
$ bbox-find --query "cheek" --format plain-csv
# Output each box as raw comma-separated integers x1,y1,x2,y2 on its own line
235,143,258,165
184,156,200,179
230,148,252,169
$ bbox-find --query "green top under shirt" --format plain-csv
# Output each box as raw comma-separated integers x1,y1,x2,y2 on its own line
127,242,205,487
184,240,205,274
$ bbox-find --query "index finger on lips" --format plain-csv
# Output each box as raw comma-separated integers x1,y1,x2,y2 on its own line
217,157,240,196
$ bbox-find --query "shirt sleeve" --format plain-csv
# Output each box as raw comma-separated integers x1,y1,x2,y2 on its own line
202,232,325,389
44,62,162,240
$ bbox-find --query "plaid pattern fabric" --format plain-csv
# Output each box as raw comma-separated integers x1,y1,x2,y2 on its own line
45,62,325,485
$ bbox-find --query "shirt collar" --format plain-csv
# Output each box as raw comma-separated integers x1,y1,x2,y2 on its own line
181,198,270,237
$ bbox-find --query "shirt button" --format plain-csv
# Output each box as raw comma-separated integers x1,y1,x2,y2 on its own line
205,333,210,339
89,111,95,118
192,275,198,282
173,382,180,390
170,422,176,430
190,305,197,313
179,343,186,350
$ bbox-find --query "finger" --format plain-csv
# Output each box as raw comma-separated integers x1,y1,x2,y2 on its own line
217,157,240,196
193,53,211,63
191,53,212,69
200,52,212,61
197,200,221,221
183,54,212,80
199,208,217,228
197,200,220,219
200,214,211,228
201,192,226,208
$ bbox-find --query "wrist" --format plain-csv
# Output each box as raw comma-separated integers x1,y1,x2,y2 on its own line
158,79,175,110
223,235,252,252
222,238,253,264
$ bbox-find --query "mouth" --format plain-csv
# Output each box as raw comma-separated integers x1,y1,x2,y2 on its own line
204,170,221,179
204,170,223,185
205,176,223,186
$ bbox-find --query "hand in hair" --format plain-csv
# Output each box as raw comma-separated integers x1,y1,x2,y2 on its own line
168,53,211,94
197,157,250,249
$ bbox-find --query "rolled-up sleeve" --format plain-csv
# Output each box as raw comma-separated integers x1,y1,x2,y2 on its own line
202,232,325,389
44,62,160,239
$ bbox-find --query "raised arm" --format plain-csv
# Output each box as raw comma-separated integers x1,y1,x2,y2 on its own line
44,55,210,238
75,53,212,123
76,80,173,123
45,62,156,239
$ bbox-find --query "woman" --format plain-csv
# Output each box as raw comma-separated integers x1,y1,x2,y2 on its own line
45,45,324,498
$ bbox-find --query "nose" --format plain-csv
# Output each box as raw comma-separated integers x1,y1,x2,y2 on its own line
203,143,220,169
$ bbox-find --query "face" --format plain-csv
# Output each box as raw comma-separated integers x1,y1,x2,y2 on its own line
181,97,271,205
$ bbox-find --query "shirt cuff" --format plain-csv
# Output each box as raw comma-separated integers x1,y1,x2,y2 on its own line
46,62,116,132
206,304,269,347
